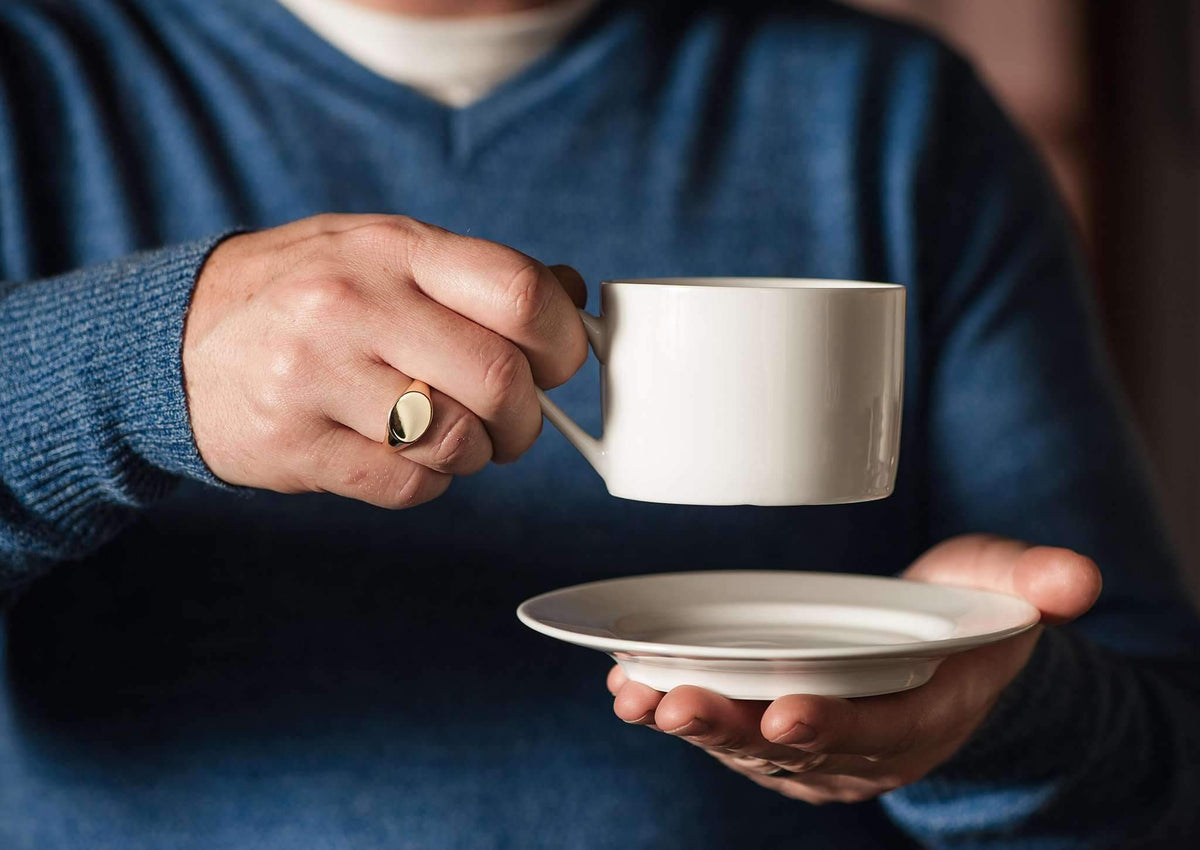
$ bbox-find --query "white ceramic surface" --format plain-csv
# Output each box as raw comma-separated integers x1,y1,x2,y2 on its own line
517,571,1039,700
536,278,906,506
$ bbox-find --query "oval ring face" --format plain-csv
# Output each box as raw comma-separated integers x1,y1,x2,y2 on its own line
387,387,433,447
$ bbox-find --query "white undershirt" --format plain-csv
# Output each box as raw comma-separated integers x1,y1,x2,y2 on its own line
276,0,599,107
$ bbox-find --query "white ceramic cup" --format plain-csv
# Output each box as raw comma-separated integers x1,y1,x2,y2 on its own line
536,278,905,506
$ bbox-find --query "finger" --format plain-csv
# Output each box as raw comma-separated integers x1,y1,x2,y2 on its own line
292,218,588,319
654,686,765,745
706,750,894,806
709,751,792,777
707,749,867,780
652,686,816,767
320,361,493,475
758,767,892,805
1011,546,1102,625
549,264,588,309
904,534,1102,625
306,424,452,509
762,689,940,759
761,630,1036,759
782,771,894,805
613,680,665,726
366,295,542,463
606,664,628,695
382,220,588,388
705,756,832,802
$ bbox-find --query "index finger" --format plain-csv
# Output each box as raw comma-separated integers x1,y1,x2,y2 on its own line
375,219,589,388
761,691,927,760
760,630,1040,758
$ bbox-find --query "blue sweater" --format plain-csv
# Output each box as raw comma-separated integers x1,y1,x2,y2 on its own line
1,1,1198,847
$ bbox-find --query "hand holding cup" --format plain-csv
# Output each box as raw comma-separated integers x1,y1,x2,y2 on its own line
183,213,587,507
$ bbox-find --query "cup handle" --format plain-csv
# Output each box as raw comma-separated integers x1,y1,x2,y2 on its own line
535,309,608,476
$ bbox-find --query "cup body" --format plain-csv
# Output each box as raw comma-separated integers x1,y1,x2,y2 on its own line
595,278,904,505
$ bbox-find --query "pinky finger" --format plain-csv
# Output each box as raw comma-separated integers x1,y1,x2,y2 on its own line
309,424,452,509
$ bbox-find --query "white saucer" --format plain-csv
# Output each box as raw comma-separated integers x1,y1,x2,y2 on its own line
517,571,1039,700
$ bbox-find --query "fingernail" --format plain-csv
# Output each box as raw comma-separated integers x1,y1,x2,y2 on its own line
772,722,816,745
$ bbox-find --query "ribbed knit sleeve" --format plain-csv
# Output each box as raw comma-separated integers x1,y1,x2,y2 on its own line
883,629,1200,848
0,235,234,596
878,47,1200,847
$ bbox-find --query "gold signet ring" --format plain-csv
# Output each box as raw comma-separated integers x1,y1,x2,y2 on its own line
387,380,433,448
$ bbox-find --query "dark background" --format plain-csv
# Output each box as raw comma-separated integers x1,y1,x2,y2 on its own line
848,0,1200,599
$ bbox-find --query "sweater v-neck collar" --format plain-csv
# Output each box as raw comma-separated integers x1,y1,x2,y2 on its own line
273,0,602,109
189,0,640,160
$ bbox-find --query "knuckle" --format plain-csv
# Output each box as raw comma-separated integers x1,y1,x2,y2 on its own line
389,214,446,246
430,412,485,473
306,213,343,232
498,261,553,332
344,218,419,273
264,336,313,388
393,216,449,264
288,273,358,319
347,219,394,248
384,214,426,237
252,340,318,436
481,340,532,415
341,220,385,256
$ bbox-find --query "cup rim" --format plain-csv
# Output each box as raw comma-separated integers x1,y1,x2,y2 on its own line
602,277,903,291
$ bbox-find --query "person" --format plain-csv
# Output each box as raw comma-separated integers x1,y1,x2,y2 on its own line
0,0,1197,847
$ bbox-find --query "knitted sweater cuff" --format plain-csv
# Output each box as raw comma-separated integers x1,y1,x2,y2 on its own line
0,234,237,537
881,627,1082,832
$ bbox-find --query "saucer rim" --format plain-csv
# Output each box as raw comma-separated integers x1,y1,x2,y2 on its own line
516,570,1040,662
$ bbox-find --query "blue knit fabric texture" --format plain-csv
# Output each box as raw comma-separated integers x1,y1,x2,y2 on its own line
1,1,1198,848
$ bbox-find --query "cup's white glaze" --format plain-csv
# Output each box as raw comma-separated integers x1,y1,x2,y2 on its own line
536,278,905,505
